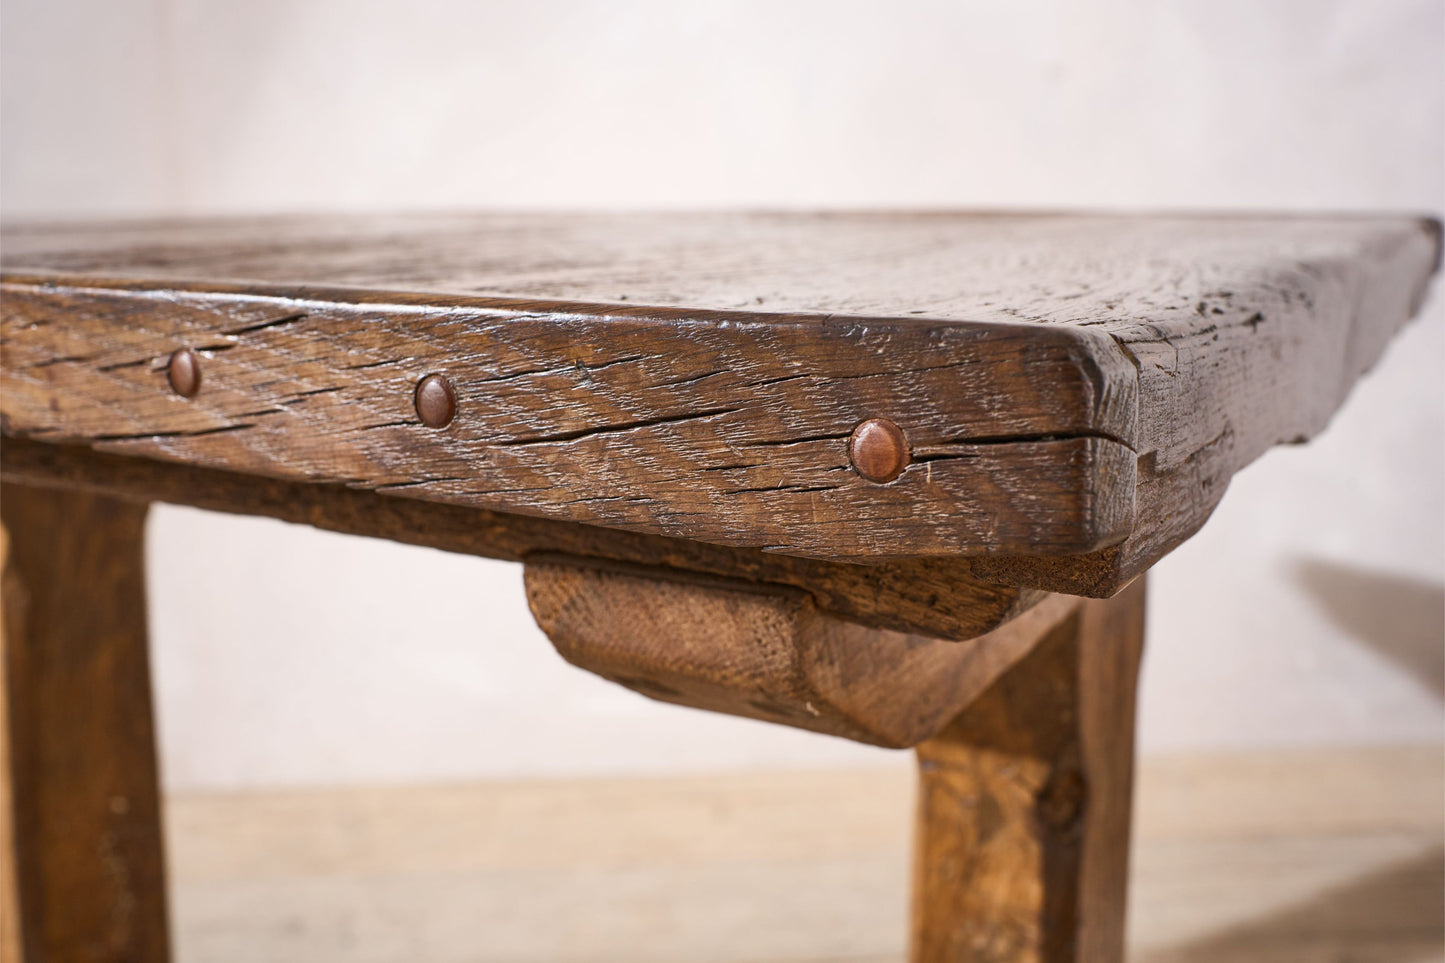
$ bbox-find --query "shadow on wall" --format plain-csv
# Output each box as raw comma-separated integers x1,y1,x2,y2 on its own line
1291,557,1445,699
1137,846,1444,963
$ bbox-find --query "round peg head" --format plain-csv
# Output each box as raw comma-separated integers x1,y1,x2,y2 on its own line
849,418,910,483
167,348,201,398
414,373,457,428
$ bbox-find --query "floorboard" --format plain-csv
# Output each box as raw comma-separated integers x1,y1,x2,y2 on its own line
164,746,1444,963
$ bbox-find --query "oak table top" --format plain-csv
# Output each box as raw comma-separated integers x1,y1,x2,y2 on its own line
1,212,1439,635
3,211,1439,963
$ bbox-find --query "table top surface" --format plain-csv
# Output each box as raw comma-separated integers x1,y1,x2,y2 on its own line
2,211,1436,326
2,211,1439,599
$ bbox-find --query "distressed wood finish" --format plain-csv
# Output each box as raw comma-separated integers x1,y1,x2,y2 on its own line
911,577,1146,963
0,275,1135,562
525,556,1080,747
4,213,1437,592
526,557,1146,959
0,484,170,963
0,211,1435,961
0,437,1036,642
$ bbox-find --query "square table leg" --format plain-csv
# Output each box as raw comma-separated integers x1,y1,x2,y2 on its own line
911,578,1146,962
1,484,170,963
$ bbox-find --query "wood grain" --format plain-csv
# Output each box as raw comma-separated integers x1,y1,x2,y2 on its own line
0,483,170,963
525,556,1080,747
526,560,1148,956
911,577,1146,962
0,274,1135,561
0,437,1036,642
4,213,1435,590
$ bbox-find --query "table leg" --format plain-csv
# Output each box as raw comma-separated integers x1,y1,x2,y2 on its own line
1,484,170,963
910,578,1146,963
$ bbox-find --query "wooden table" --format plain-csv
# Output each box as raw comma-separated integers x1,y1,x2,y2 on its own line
0,213,1438,962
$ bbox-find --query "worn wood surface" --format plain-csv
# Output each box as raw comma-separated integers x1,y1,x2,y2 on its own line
0,274,1135,562
3,213,1436,591
525,556,1079,747
0,483,170,963
528,559,1147,957
0,437,1036,642
911,577,1146,962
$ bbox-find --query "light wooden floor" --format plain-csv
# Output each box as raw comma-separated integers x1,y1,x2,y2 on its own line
165,746,1443,963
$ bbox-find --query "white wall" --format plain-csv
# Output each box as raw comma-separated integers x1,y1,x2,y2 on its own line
3,0,1441,790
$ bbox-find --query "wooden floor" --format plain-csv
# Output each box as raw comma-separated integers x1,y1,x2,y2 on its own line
165,746,1443,963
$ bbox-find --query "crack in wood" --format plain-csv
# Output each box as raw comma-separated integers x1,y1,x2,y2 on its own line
220,312,309,336
490,406,744,446
89,423,256,442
